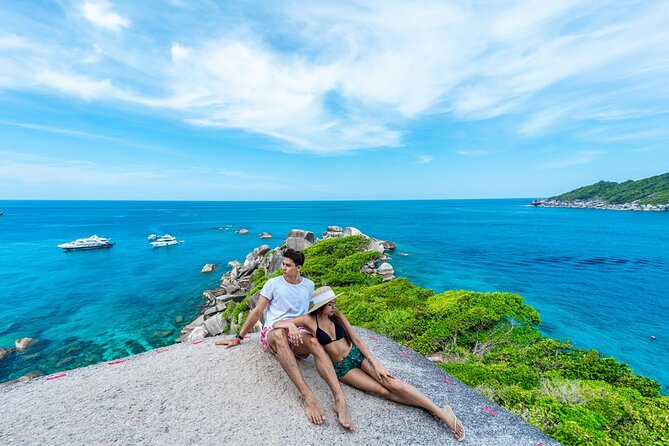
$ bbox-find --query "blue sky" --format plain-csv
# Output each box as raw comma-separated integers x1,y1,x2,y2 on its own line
1,0,668,200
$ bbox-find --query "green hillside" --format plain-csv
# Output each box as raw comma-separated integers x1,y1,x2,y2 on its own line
552,173,669,205
224,236,669,446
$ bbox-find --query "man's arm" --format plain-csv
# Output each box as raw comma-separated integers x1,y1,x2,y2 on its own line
216,294,270,348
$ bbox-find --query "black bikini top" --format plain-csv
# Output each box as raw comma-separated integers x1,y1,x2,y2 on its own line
315,316,346,345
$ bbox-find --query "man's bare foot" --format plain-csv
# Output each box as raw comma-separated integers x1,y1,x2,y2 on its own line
440,405,465,441
333,399,355,430
303,396,326,425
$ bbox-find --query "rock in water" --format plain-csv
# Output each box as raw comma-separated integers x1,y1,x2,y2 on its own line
15,337,36,352
0,348,12,361
201,263,217,273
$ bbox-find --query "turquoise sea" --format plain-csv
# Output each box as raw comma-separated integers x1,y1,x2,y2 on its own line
1,200,667,392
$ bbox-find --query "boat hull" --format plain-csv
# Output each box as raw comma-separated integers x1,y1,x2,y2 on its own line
150,241,178,247
60,243,114,251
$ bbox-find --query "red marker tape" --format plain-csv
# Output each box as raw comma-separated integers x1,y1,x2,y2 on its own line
538,443,544,446
483,405,496,416
192,340,204,345
401,352,412,360
155,348,169,354
370,336,379,341
441,377,452,385
108,359,126,365
46,373,67,381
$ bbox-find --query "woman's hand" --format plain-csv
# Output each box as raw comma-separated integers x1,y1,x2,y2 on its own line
369,358,394,381
286,323,303,345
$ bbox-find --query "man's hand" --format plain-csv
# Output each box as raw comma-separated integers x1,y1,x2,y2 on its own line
214,337,242,349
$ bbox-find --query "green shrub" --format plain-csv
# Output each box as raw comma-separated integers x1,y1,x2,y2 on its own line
221,234,669,445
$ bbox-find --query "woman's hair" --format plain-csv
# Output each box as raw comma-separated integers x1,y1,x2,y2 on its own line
282,248,305,266
311,307,352,345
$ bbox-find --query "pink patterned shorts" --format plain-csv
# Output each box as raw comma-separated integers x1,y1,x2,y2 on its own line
260,325,311,359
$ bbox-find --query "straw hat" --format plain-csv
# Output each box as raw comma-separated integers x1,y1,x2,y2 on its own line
308,286,344,314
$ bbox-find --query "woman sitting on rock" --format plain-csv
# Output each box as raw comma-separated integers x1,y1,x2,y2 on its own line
273,286,465,441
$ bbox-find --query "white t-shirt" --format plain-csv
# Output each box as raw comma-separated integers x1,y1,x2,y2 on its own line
260,275,315,328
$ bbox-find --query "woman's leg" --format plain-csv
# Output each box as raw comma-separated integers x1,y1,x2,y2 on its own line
341,360,464,440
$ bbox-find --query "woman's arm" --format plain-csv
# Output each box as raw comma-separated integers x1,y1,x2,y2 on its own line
338,312,394,380
272,315,316,346
272,314,314,331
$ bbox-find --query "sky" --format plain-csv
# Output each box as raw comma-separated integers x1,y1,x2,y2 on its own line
0,0,668,200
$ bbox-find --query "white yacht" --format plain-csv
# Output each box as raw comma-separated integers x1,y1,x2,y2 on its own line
149,234,181,247
58,235,114,251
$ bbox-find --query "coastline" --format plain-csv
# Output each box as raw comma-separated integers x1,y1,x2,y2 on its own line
3,223,668,444
530,198,669,211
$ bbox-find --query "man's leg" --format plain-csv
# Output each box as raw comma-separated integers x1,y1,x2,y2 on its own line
267,328,326,425
293,333,354,430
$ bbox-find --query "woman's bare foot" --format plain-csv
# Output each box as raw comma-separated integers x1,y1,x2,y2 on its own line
303,396,326,425
333,399,355,430
440,405,465,441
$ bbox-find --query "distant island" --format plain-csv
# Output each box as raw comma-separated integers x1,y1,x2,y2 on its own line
531,172,669,211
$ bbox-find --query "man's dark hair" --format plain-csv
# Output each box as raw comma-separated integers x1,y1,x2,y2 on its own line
282,248,305,266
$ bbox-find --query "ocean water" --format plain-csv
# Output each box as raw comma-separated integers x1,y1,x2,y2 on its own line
1,200,668,392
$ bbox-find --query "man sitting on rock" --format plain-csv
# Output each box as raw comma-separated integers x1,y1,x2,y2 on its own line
216,248,354,430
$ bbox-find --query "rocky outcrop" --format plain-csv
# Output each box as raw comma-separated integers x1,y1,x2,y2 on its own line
343,226,363,236
2,370,42,385
322,226,344,239
285,229,314,251
376,263,395,281
380,240,396,251
531,198,669,211
178,226,399,342
285,236,312,251
259,232,272,239
236,228,249,234
367,239,385,253
286,229,314,243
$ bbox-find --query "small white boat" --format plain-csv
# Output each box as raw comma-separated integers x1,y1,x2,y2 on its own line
147,234,158,240
58,235,114,251
149,234,182,247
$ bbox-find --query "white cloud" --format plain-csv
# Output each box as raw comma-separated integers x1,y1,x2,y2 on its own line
519,107,571,136
417,155,434,164
219,169,268,180
170,42,190,61
1,1,669,153
456,149,488,157
0,157,164,186
538,150,604,169
35,70,119,100
82,1,130,31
